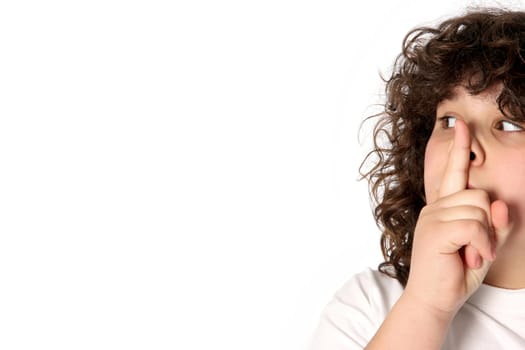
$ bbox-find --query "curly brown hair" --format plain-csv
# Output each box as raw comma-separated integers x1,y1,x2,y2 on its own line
361,8,525,287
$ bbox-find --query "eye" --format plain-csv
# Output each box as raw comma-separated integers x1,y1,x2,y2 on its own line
438,116,457,129
495,120,524,132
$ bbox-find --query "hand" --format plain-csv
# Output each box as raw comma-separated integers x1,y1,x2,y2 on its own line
404,119,512,317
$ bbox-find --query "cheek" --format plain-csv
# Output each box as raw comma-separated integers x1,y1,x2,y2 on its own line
493,154,525,208
491,158,525,240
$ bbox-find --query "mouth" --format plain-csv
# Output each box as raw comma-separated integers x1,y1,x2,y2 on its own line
468,184,497,203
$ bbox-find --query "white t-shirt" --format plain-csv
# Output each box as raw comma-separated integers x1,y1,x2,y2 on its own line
310,268,525,349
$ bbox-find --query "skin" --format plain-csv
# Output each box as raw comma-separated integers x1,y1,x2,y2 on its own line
366,84,519,349
425,85,525,290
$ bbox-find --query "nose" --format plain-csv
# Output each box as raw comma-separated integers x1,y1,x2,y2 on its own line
469,136,485,166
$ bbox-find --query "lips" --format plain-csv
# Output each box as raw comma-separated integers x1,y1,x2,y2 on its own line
468,184,497,203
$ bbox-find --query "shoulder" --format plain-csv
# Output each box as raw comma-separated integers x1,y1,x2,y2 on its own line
310,268,403,349
329,268,403,328
336,268,404,311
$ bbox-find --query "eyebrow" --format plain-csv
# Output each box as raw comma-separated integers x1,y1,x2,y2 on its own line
440,89,500,106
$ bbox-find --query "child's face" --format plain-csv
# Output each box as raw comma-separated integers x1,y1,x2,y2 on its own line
424,85,525,228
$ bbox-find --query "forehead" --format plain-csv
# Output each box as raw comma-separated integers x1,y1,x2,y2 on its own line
437,84,502,110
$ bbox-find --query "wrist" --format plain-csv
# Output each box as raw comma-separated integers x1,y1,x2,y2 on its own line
366,290,456,349
399,290,457,327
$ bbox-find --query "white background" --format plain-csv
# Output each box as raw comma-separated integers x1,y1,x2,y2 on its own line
1,0,523,349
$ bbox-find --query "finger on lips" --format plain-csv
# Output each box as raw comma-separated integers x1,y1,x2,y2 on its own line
435,119,494,267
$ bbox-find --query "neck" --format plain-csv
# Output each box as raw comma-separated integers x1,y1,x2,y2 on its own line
484,236,525,289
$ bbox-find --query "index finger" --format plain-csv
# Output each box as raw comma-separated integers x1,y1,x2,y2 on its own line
439,119,471,198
